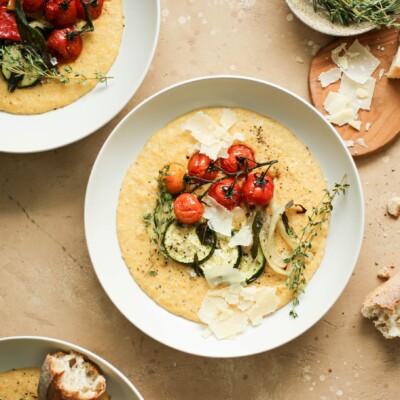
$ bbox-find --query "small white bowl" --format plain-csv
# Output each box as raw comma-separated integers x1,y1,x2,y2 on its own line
286,0,374,36
0,336,143,399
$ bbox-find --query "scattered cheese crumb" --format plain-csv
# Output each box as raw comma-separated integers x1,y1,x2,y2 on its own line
356,138,368,148
344,140,355,148
387,197,400,218
296,56,304,64
378,69,386,79
365,122,371,131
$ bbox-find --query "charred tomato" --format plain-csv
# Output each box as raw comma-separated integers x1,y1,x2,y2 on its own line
242,172,274,206
22,0,46,13
208,178,242,210
45,0,77,28
220,144,256,174
161,163,186,195
174,193,204,224
0,6,20,40
187,153,218,182
75,0,103,20
46,27,82,63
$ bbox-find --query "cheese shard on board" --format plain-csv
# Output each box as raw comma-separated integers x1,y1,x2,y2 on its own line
318,67,342,88
327,109,358,126
198,284,279,339
183,111,244,160
323,91,358,115
343,40,380,84
339,74,376,111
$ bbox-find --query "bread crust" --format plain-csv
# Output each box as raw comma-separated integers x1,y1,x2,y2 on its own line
362,272,400,311
38,351,106,400
388,44,400,79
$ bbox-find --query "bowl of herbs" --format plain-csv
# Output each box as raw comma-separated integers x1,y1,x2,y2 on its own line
286,0,400,36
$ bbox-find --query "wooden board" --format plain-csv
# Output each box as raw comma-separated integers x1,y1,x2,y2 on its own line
309,28,400,158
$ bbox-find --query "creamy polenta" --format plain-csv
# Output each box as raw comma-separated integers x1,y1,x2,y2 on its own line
117,107,328,322
0,0,123,115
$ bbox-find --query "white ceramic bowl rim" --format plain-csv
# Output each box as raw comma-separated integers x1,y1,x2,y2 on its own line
0,335,144,399
85,75,365,358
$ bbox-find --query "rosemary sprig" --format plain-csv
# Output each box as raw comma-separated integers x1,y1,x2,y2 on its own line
284,176,349,318
313,0,400,29
0,44,111,85
142,166,175,262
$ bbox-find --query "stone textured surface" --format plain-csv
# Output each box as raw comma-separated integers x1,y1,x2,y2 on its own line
0,1,399,399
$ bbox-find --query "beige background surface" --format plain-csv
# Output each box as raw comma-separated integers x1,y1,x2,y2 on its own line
1,1,399,399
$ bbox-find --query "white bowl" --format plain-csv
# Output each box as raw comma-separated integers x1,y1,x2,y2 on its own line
286,0,373,36
0,336,143,399
85,76,364,358
0,0,160,153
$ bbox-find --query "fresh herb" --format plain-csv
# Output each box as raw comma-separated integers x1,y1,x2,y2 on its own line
192,253,202,277
196,222,215,246
313,0,400,29
250,209,264,259
0,44,111,86
284,177,349,318
142,166,175,260
148,270,158,276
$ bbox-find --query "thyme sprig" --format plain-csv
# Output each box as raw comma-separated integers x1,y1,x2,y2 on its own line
313,0,400,29
0,44,111,86
142,166,175,263
284,176,349,318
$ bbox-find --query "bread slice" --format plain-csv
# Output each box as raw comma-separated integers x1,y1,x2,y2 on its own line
388,43,400,79
361,272,400,339
38,351,106,400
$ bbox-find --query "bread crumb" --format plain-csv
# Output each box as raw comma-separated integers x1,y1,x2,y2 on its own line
387,196,400,218
377,265,396,279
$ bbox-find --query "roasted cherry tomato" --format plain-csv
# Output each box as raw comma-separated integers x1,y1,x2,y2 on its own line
75,0,103,20
242,172,274,206
0,6,20,41
208,178,242,210
161,163,186,195
46,27,82,63
220,144,256,174
187,153,218,182
22,0,46,13
45,0,77,28
174,193,204,224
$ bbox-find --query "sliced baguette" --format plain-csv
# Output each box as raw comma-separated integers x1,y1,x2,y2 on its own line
361,272,400,339
387,43,400,79
38,351,106,400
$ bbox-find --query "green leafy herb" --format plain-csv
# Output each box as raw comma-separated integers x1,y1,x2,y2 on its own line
250,209,264,259
142,166,175,259
284,177,349,318
313,0,400,29
0,44,112,86
196,222,214,246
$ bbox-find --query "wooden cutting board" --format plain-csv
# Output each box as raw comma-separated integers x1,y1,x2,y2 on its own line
309,28,400,158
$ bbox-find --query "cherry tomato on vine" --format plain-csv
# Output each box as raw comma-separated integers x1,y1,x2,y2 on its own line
45,0,77,28
75,0,104,20
174,193,204,224
22,0,46,13
208,178,242,210
161,163,186,195
242,172,274,206
46,27,82,63
187,153,218,182
220,144,256,174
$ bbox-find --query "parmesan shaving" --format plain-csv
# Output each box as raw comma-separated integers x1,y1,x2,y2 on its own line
220,108,237,130
198,284,279,339
343,40,380,84
228,225,253,248
203,196,234,236
349,120,362,131
318,67,341,88
344,140,355,148
203,261,245,288
182,111,245,160
339,75,376,111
